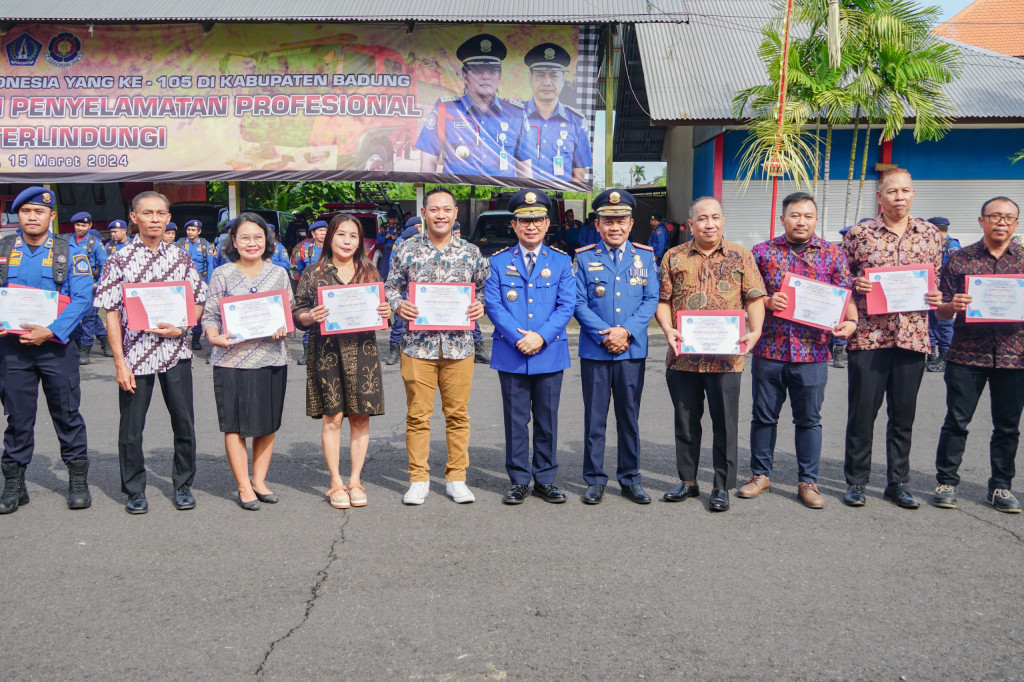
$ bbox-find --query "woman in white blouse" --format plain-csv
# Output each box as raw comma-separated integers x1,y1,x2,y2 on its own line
202,213,293,511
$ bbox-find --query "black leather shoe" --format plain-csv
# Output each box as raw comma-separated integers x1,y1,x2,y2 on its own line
237,495,261,511
988,488,1022,514
932,484,958,509
503,484,529,505
709,488,730,511
843,484,867,507
883,483,920,509
663,481,700,502
532,483,567,504
174,485,196,510
621,483,652,504
251,480,278,504
583,484,605,504
125,492,148,515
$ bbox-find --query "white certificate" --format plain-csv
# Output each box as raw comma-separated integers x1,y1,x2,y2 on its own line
0,286,59,331
221,292,290,340
409,282,475,330
124,283,191,330
865,266,933,314
319,284,387,334
676,311,745,355
777,273,851,331
965,275,1024,322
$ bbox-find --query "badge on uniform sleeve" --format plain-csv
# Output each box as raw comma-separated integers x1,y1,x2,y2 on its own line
72,254,90,275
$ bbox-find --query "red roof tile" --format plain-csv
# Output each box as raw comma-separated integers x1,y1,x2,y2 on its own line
934,0,1024,58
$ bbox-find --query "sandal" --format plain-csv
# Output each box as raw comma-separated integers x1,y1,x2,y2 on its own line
349,483,367,507
326,484,350,509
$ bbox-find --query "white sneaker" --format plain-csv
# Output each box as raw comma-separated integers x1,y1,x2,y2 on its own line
445,481,476,504
403,481,430,505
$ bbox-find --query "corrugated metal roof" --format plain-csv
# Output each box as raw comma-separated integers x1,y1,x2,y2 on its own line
0,0,692,23
633,0,1024,122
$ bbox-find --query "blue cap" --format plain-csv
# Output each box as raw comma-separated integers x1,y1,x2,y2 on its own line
12,186,55,212
310,220,328,231
266,223,277,233
928,216,950,228
165,222,177,232
507,189,552,218
592,188,636,217
524,43,571,70
404,216,422,228
70,211,92,223
457,34,507,66
183,219,202,230
108,220,127,231
649,212,661,220
400,223,422,239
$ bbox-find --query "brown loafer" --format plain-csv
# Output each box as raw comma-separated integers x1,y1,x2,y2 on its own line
798,481,825,509
737,474,770,498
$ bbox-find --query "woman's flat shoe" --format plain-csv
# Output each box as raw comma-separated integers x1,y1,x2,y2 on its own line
327,485,350,509
349,483,367,507
237,495,261,511
250,480,279,504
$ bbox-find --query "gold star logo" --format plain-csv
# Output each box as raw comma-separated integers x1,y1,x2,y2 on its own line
525,192,537,204
41,192,51,203
609,191,621,204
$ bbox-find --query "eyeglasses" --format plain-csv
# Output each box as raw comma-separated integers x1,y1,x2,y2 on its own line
982,213,1019,225
515,217,547,227
235,235,266,244
135,210,169,218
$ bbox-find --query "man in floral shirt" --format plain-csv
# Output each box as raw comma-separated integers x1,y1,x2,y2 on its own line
932,196,1024,513
841,169,943,509
385,186,489,506
655,196,765,512
742,192,858,509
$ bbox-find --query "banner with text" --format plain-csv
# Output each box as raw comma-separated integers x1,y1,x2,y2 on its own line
0,23,599,190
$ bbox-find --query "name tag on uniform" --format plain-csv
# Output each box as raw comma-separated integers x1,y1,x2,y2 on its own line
505,269,522,278
588,265,603,271
8,254,21,266
42,258,53,266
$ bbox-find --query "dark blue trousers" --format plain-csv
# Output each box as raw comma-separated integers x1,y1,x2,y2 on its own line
749,356,828,482
0,336,87,466
581,358,645,486
74,308,107,346
498,370,562,485
928,311,954,351
389,316,404,344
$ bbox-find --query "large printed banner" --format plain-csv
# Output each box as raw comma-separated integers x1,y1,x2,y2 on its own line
0,23,599,190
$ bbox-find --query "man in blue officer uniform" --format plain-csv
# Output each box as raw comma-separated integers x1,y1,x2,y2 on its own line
485,189,575,504
177,219,216,350
67,211,110,364
162,222,178,244
294,219,327,365
417,33,536,179
377,209,402,283
574,188,659,504
648,213,669,262
926,216,960,373
577,212,600,247
0,187,95,514
105,219,131,255
523,42,593,185
267,224,291,272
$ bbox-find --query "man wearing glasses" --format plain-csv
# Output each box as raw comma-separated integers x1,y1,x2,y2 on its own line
416,34,535,179
932,197,1024,513
484,189,575,505
522,42,591,185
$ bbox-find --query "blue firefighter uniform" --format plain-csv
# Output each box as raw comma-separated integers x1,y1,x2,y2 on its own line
647,214,669,260
69,223,109,354
104,220,132,256
573,188,659,503
267,225,291,272
484,189,575,500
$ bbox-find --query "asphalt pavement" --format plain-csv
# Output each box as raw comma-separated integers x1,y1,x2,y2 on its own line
1,331,1021,680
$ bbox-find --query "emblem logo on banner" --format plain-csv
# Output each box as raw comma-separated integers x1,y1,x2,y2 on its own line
45,32,84,68
5,33,42,67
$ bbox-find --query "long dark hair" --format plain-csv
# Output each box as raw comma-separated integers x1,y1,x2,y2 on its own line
317,213,379,283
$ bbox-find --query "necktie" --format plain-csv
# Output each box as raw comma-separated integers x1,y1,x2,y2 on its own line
526,252,536,276
612,249,620,266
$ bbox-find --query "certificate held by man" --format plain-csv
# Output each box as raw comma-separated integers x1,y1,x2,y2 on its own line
864,264,936,314
408,282,476,331
675,309,747,355
220,289,294,340
965,275,1024,322
0,285,66,333
318,283,389,334
775,273,852,331
122,281,197,331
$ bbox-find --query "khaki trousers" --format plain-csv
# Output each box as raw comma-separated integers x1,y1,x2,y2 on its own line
400,354,474,482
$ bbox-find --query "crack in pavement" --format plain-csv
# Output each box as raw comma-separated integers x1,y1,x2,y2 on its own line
255,513,352,678
954,505,1024,544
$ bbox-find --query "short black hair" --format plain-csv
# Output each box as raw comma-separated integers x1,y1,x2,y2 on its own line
981,196,1020,217
131,190,170,213
222,212,274,262
782,191,817,213
424,185,455,209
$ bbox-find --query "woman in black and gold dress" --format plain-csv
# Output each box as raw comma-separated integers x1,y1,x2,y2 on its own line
293,214,389,509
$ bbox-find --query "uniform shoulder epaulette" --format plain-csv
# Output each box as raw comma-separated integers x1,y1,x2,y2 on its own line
440,95,460,103
503,97,525,109
490,245,512,257
633,242,654,251
548,245,567,256
575,244,596,253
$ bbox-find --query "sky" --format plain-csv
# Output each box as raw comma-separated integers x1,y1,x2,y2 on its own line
594,0,977,189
